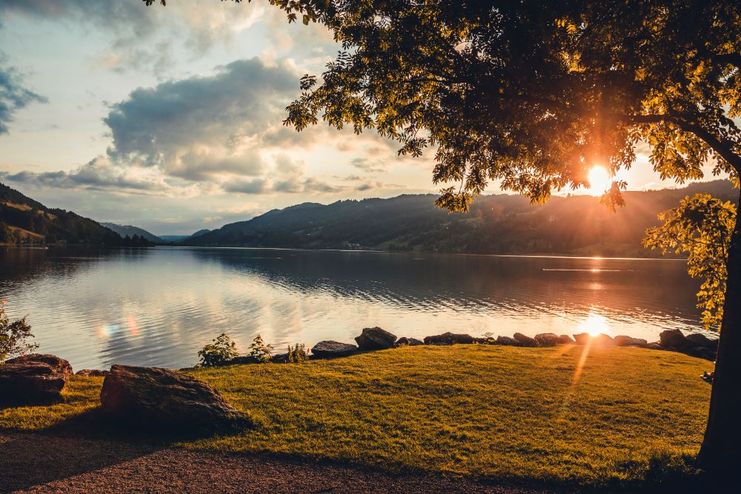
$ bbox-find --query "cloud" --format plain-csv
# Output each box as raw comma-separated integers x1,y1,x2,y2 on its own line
0,1,266,74
0,62,46,134
0,156,170,194
104,57,298,179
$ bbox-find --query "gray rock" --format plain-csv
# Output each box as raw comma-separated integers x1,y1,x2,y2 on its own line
100,365,250,432
613,335,648,347
641,342,664,350
355,327,397,350
496,336,518,346
684,346,716,361
534,333,560,347
311,340,358,359
659,329,688,349
513,333,537,347
423,332,475,345
557,334,574,344
0,354,72,404
395,337,424,347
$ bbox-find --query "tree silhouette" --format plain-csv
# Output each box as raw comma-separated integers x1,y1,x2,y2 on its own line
147,0,740,473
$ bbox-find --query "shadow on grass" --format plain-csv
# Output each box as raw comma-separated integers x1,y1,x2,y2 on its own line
0,407,251,493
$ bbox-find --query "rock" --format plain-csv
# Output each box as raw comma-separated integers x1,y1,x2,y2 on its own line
355,327,397,351
685,332,718,351
642,342,664,350
473,337,497,345
395,337,424,346
573,333,590,345
76,369,109,377
311,340,358,359
557,334,574,344
613,335,648,347
100,365,250,432
226,356,261,365
496,336,518,346
659,329,688,349
271,353,289,363
513,333,537,347
423,332,475,345
573,333,614,346
0,354,72,404
534,333,560,347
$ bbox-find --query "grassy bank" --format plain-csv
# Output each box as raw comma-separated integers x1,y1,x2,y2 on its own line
0,345,710,488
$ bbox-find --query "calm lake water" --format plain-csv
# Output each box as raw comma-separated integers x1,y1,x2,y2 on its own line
0,247,703,370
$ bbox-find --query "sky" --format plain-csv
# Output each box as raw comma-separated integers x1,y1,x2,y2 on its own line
0,1,720,235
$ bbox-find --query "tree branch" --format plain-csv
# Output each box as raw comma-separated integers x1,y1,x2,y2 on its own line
628,114,741,172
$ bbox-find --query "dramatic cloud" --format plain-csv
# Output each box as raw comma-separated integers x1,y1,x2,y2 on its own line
0,63,46,134
104,57,298,180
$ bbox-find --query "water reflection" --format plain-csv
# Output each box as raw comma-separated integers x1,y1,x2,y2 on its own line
0,247,703,370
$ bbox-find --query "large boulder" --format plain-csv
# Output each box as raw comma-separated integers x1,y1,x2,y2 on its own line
0,354,72,404
557,334,574,344
534,333,560,347
613,335,648,347
355,327,397,351
423,332,475,345
311,340,358,359
685,332,718,351
100,365,250,432
513,333,537,347
659,329,688,349
395,337,424,347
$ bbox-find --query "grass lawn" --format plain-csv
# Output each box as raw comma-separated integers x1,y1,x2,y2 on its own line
0,345,711,489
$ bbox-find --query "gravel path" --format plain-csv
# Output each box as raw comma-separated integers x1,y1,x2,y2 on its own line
0,433,548,494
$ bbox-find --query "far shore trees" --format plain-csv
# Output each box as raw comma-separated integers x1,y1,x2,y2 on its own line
148,0,739,474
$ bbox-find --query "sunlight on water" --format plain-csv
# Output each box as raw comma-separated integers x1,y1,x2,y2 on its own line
0,247,705,370
577,313,611,336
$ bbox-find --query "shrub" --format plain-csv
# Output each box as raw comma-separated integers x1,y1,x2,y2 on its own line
0,302,37,362
198,333,239,367
287,343,308,363
248,335,273,363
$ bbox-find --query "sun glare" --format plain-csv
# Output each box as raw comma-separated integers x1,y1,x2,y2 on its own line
587,165,611,195
577,313,610,337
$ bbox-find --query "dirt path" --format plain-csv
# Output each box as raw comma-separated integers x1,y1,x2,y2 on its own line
0,433,548,494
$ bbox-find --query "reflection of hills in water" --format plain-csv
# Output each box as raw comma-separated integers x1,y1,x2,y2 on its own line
0,247,704,370
190,248,699,318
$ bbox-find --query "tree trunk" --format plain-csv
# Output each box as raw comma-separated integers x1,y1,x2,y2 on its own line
698,187,741,473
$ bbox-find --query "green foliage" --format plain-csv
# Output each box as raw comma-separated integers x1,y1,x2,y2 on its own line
198,333,239,367
248,334,273,363
0,302,37,362
287,343,308,363
644,194,736,331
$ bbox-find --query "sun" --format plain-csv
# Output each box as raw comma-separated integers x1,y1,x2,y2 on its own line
587,165,611,195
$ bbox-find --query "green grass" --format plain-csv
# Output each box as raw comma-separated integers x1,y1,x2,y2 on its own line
0,345,711,487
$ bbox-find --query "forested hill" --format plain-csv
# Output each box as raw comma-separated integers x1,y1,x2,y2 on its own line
0,182,121,246
186,180,737,256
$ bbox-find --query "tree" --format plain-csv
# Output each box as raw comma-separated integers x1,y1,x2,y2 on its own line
644,193,736,331
148,0,740,471
0,302,37,362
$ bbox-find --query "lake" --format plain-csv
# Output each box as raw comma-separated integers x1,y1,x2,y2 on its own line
0,247,703,370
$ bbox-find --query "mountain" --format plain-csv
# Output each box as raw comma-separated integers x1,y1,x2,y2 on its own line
101,223,162,243
186,180,737,257
0,182,121,246
190,229,211,238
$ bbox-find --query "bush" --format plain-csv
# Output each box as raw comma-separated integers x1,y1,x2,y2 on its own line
248,335,273,363
0,302,37,362
198,333,239,367
287,343,308,363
